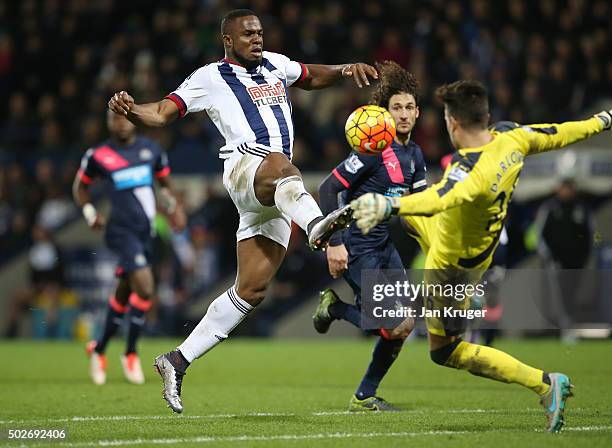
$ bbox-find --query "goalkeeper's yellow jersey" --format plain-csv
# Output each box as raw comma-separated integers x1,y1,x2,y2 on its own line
401,117,603,270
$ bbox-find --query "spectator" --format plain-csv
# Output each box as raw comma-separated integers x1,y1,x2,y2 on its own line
5,225,77,338
536,179,595,335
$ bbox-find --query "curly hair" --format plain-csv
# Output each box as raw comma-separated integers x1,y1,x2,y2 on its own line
370,61,419,108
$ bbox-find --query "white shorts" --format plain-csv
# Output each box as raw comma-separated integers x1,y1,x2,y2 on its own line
222,151,292,249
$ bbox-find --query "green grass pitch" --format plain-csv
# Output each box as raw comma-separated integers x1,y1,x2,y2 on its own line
1,338,611,447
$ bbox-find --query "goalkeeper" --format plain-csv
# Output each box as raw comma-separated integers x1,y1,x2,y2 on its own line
348,80,611,433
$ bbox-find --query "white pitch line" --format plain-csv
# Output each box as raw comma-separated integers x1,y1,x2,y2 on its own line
565,425,612,432
0,407,552,425
3,424,612,448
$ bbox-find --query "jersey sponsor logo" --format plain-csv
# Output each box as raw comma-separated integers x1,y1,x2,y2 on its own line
344,153,365,174
448,166,469,182
247,81,287,107
111,165,153,190
384,186,407,197
139,148,153,161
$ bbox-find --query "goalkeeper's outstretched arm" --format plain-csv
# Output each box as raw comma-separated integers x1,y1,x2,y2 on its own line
519,111,610,156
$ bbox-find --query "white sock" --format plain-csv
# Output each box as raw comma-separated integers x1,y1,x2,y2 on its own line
274,176,323,232
177,287,253,362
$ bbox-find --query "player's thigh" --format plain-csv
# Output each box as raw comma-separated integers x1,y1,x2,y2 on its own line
345,249,386,307
423,268,471,339
235,235,286,301
254,152,301,206
402,215,436,254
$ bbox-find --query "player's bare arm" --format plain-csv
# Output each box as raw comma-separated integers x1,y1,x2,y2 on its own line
108,91,179,127
156,175,187,231
298,63,378,90
72,173,105,230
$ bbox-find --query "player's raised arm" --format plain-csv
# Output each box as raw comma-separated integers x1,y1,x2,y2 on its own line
517,110,611,156
108,91,180,127
351,160,484,234
297,63,378,90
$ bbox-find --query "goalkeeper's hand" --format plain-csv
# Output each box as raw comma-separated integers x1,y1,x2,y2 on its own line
595,110,612,130
350,193,399,235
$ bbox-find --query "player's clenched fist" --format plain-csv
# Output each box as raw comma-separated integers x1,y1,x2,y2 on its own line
108,91,134,116
351,193,399,235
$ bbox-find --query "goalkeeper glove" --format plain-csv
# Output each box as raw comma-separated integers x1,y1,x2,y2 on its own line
595,110,612,130
350,193,400,235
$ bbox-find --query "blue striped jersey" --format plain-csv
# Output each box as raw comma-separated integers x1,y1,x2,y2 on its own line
165,51,307,160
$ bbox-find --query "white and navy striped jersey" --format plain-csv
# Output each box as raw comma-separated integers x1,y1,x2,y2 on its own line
165,51,307,160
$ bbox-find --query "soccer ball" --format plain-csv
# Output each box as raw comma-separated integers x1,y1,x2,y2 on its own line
344,105,396,155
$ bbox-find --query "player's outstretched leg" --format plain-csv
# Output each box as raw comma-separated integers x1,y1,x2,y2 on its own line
430,335,573,432
253,153,352,251
154,236,285,413
154,285,253,413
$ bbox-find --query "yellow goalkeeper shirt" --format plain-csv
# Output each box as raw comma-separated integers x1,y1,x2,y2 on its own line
400,117,603,270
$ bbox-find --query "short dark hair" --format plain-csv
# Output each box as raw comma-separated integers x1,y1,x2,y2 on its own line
435,80,489,129
221,9,258,35
370,61,419,107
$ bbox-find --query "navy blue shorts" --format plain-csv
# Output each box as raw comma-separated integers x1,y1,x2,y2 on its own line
343,239,406,309
105,225,153,277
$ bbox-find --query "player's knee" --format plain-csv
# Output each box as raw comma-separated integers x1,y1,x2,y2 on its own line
277,163,301,180
430,339,462,366
133,284,154,301
235,284,267,307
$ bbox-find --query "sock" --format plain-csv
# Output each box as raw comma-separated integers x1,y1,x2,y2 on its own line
95,296,128,354
444,341,551,395
274,176,323,232
329,300,361,328
166,349,190,373
178,286,253,362
356,337,404,399
126,293,152,354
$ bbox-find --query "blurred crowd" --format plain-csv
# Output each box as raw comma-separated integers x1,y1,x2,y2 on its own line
1,0,611,337
1,0,611,166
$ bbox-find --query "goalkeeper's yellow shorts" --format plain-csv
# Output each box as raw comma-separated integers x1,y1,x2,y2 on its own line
402,215,486,337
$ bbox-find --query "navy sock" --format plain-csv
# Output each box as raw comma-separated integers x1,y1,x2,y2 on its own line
329,300,361,328
95,298,127,354
126,306,146,354
355,337,404,399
